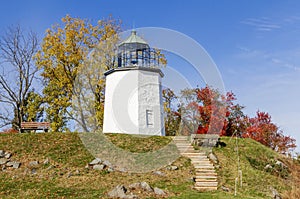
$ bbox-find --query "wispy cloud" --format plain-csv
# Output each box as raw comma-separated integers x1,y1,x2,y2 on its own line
283,15,300,24
271,58,300,71
236,46,300,72
241,17,281,31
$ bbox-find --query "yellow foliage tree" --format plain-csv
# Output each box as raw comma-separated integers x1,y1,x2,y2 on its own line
36,15,121,132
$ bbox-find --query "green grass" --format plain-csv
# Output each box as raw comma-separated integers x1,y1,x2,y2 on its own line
106,133,172,153
214,137,295,198
0,133,299,198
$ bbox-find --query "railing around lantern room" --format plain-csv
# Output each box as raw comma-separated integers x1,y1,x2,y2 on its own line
117,48,161,68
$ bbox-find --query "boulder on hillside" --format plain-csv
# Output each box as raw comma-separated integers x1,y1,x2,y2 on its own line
107,185,139,199
154,187,166,195
6,161,21,169
0,158,8,165
0,150,5,158
93,164,105,171
140,182,153,192
89,158,102,165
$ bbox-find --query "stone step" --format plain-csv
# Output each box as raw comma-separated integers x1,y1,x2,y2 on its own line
193,160,212,164
195,175,217,179
173,138,189,141
195,179,217,182
173,136,189,139
196,169,217,173
181,153,206,156
177,149,195,152
174,141,190,143
195,165,215,169
195,176,217,180
179,150,200,154
185,159,206,162
173,138,190,141
196,169,216,173
178,149,198,152
191,160,211,163
193,163,212,167
176,145,193,147
174,143,191,146
184,156,208,160
176,146,193,148
175,144,193,146
195,181,218,187
194,186,218,191
194,165,215,171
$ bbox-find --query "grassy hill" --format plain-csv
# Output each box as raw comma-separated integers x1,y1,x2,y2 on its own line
0,132,299,198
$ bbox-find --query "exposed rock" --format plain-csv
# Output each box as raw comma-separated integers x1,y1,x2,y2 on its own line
208,153,218,164
93,164,105,171
12,162,21,169
67,172,72,178
103,160,113,168
31,168,37,175
265,164,273,170
89,158,102,165
1,165,6,171
7,161,21,169
275,160,286,168
166,165,178,170
75,169,80,175
123,194,139,199
4,152,11,159
140,182,153,192
0,150,4,158
221,185,230,192
46,165,54,171
128,182,141,190
270,186,282,199
119,168,127,173
28,161,39,168
154,187,166,195
0,158,8,165
43,158,50,165
107,185,127,198
107,168,114,173
153,171,165,176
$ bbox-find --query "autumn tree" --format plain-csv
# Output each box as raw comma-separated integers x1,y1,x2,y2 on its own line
36,15,121,132
222,92,248,136
162,88,181,136
179,86,227,135
0,25,41,130
179,88,200,135
179,86,248,137
243,111,296,154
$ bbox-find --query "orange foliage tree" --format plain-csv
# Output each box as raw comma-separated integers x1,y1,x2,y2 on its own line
243,111,296,153
180,86,296,153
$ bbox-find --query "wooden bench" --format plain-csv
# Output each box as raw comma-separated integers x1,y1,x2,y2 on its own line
20,122,50,133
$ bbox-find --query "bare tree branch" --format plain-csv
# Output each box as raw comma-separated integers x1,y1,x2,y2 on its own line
0,25,40,130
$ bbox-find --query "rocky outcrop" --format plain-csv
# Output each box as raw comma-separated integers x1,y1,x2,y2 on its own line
0,150,21,170
108,182,167,198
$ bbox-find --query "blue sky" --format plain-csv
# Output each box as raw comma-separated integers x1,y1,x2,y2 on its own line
1,0,300,152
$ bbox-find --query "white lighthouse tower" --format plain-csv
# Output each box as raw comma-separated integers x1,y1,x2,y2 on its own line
103,30,165,136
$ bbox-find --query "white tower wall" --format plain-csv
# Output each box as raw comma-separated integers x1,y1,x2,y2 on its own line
103,67,165,136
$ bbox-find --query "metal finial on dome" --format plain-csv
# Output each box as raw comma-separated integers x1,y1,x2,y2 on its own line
119,30,148,46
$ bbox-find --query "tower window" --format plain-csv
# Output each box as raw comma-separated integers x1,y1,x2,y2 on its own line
146,110,154,127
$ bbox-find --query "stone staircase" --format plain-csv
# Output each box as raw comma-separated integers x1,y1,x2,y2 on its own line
173,136,218,191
